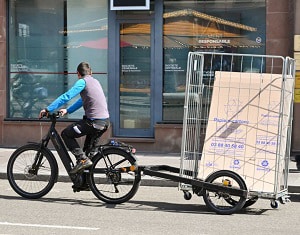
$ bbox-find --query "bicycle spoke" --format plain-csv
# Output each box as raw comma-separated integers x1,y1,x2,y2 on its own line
89,149,141,204
7,144,57,199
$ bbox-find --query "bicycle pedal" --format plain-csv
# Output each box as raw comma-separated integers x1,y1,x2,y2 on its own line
72,187,80,193
72,186,90,192
72,182,90,191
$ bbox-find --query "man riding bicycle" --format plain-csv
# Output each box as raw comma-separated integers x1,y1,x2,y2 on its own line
39,62,110,174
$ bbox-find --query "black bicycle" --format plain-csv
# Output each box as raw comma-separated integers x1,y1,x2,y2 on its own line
7,112,141,204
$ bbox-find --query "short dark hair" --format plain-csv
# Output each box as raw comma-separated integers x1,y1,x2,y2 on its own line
77,62,91,76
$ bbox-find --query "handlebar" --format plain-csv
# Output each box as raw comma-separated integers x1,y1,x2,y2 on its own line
40,111,63,121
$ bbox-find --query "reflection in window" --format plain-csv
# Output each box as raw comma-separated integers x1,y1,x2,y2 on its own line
119,23,151,129
8,0,108,118
162,0,266,121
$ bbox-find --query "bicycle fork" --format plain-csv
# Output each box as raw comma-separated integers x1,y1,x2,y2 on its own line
29,137,51,175
29,149,45,175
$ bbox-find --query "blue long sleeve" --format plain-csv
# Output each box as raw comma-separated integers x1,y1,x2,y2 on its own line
47,79,86,112
67,98,83,114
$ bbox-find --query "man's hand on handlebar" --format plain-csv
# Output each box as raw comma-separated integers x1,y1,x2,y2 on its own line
59,108,68,116
39,109,49,119
39,108,67,119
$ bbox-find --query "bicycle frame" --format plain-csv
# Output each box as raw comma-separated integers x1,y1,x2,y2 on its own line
7,111,141,203
36,113,75,176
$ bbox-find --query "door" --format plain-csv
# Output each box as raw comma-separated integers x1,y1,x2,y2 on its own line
116,21,154,137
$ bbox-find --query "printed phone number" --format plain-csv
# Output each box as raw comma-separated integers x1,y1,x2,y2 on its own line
256,140,277,146
210,142,244,149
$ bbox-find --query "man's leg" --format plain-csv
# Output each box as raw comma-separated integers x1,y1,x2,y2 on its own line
83,128,108,155
61,120,93,173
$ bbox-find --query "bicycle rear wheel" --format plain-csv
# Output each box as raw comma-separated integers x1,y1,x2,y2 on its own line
7,144,58,199
89,148,141,204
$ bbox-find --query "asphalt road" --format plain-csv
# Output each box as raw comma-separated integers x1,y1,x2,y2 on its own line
1,179,300,235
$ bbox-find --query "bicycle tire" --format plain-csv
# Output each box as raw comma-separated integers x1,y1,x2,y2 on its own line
88,148,141,204
7,143,58,199
202,170,247,215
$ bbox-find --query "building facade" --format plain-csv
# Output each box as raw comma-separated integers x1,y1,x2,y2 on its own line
0,0,298,153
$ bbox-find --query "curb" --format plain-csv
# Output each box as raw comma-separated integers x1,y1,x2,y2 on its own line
0,172,178,187
288,186,300,194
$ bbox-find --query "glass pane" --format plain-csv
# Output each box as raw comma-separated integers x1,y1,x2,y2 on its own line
8,0,108,119
120,23,151,129
162,0,266,121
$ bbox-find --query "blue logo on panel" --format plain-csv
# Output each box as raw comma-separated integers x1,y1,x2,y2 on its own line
230,159,241,169
261,160,269,167
257,159,270,172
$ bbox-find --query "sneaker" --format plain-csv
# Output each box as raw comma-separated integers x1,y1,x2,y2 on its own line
70,158,93,174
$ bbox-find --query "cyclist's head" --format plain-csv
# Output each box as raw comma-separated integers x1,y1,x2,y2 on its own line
77,62,92,77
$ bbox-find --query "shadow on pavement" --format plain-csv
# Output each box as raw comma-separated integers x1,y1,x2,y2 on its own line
0,193,274,215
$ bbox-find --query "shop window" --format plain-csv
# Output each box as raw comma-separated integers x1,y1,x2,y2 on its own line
8,0,108,119
163,0,266,122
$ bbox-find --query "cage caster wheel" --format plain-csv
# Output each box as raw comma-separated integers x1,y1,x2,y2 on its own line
270,200,278,209
183,191,192,200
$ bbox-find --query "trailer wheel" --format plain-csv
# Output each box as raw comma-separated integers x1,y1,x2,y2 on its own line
202,170,247,215
183,191,192,200
270,200,278,209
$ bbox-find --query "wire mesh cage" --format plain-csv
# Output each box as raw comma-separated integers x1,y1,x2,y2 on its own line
180,52,295,200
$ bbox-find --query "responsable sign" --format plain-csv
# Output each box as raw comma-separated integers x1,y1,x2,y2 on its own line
114,0,146,6
111,0,149,10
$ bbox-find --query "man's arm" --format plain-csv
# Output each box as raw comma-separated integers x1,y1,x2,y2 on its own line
46,79,86,112
66,98,83,114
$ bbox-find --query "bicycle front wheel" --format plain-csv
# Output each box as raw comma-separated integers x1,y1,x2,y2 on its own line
89,148,141,204
7,144,58,199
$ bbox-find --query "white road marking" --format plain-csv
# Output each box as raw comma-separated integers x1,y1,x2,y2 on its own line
0,222,99,231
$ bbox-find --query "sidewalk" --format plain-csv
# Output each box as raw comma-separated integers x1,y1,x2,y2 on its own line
1,147,300,192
